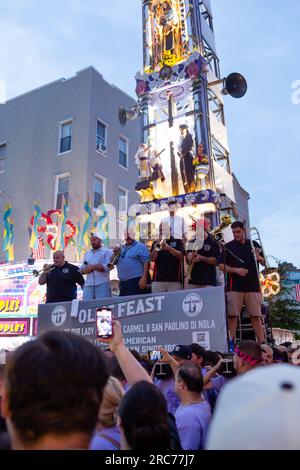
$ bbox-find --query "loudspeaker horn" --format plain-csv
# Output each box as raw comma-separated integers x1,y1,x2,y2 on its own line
223,73,248,99
118,105,140,127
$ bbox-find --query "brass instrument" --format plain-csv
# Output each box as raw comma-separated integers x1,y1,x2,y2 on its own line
187,215,232,280
108,243,125,270
209,215,232,242
155,238,166,252
249,227,281,298
32,264,55,277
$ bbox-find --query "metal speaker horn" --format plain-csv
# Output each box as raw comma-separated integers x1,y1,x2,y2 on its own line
223,73,248,99
118,105,140,127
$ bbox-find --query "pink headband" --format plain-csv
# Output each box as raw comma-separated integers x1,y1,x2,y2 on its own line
235,346,261,366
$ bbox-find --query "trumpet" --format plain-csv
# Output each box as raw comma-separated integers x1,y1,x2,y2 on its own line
108,242,125,270
187,215,232,280
155,238,166,251
32,264,55,277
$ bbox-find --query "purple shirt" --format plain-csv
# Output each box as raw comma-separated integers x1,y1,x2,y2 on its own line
175,401,211,450
89,425,121,450
155,377,180,416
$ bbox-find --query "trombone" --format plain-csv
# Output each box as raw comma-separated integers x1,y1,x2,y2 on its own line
32,264,55,277
249,227,281,298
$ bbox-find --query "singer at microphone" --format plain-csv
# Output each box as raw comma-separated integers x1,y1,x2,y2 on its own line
79,233,113,300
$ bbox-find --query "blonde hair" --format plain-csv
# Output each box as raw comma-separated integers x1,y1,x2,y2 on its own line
98,376,124,428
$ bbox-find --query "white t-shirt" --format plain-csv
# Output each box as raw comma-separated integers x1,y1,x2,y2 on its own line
80,248,112,286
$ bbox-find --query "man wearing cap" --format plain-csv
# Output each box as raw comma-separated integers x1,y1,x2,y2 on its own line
80,233,113,300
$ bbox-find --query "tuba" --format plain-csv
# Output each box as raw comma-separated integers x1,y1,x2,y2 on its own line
249,227,281,298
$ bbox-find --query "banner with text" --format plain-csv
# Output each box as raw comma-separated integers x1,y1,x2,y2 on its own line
37,287,228,353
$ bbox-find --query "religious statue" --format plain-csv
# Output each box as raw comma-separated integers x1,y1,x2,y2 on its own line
149,148,166,198
178,124,196,193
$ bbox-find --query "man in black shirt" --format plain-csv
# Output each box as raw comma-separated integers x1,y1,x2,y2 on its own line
219,221,266,346
187,218,220,288
151,238,185,292
39,251,84,303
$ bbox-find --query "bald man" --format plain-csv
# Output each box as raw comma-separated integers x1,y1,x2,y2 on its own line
39,251,84,303
187,218,220,288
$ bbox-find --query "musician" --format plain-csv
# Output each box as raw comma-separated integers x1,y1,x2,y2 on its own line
115,230,150,296
178,124,196,193
151,217,185,292
80,233,113,300
218,221,266,349
38,250,84,303
187,218,220,288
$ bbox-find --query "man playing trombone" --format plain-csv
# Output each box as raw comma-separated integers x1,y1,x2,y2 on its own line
218,221,266,349
38,250,84,303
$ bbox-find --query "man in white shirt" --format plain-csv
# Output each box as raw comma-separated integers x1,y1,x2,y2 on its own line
80,233,113,300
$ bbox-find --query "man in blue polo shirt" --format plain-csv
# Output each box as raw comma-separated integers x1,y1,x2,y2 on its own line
115,232,150,297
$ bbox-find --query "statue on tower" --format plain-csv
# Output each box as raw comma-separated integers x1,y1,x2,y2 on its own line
150,0,185,70
178,124,196,194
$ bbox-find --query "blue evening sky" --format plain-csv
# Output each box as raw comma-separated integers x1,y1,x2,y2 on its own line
0,0,299,266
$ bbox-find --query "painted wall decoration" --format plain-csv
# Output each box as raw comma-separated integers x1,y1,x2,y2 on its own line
30,210,76,251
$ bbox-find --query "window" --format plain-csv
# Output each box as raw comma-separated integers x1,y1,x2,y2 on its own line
118,187,128,215
55,175,69,209
59,120,72,154
96,120,107,153
0,143,6,174
93,175,105,210
119,136,128,168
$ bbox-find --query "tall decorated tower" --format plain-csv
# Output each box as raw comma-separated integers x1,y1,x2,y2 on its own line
120,0,247,239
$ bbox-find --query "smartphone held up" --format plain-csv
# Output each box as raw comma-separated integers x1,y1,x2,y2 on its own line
96,308,113,341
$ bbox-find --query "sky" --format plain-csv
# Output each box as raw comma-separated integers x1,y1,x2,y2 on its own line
0,0,299,266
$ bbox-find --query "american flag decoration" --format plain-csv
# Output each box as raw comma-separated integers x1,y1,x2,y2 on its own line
295,284,300,303
32,236,45,260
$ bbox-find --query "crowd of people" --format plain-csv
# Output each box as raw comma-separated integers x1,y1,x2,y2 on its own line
39,202,267,348
0,326,299,451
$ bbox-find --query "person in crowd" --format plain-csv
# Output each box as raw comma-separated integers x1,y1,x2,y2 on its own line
187,217,220,289
118,381,171,450
1,331,108,450
38,250,84,303
174,363,211,450
90,376,124,451
154,345,192,416
115,230,150,296
219,221,266,350
151,232,185,293
80,233,112,299
109,356,127,389
261,344,274,365
190,343,206,369
273,347,289,364
105,322,182,449
234,340,262,375
206,364,300,450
